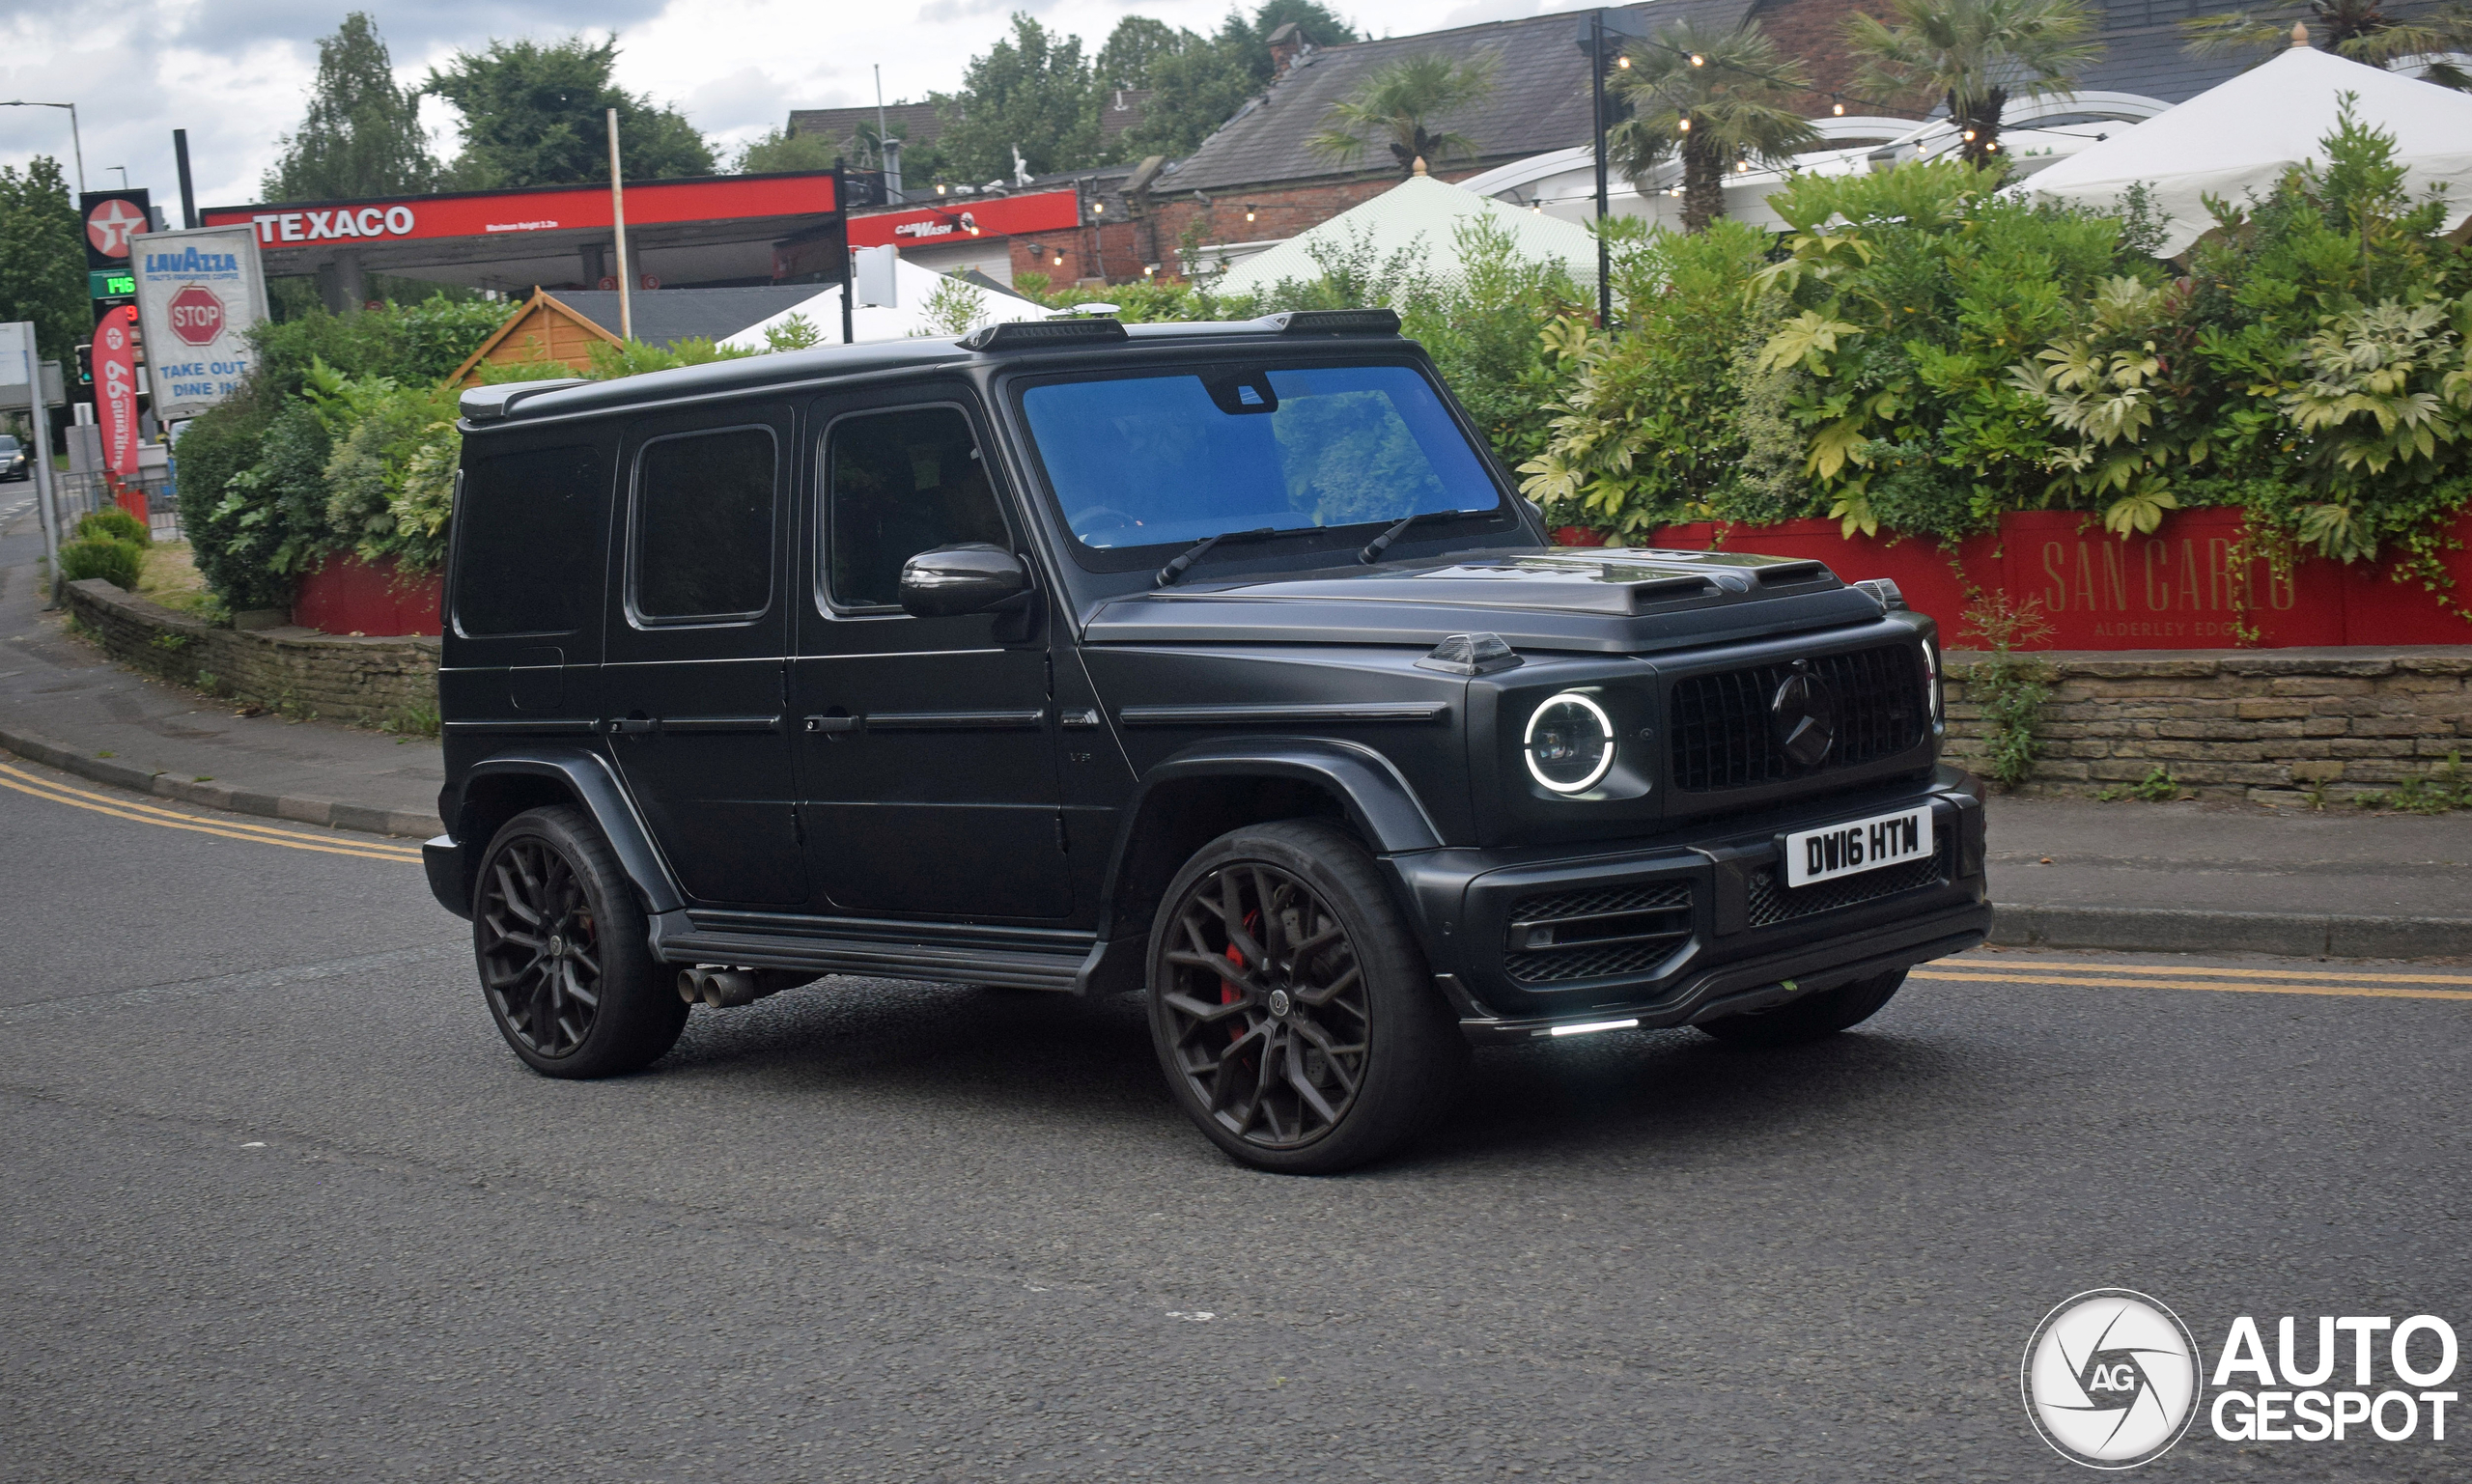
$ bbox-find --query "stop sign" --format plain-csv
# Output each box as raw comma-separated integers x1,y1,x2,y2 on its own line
167,284,225,346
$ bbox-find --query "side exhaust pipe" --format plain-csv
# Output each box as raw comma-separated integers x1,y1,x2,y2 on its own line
675,966,817,1009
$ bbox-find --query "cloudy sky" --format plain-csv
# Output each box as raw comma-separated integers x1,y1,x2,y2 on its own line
0,0,1565,209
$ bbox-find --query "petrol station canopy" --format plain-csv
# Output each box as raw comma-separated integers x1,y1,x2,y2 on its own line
200,172,849,294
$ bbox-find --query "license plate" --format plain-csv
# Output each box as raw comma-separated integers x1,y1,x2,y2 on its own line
1784,806,1934,888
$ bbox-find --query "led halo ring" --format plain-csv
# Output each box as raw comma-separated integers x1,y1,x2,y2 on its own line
1523,690,1617,795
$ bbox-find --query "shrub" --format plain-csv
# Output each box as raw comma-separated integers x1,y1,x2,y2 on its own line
77,507,149,545
59,537,142,589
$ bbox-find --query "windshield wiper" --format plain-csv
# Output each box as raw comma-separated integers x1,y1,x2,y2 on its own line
1359,508,1488,565
1155,526,1280,587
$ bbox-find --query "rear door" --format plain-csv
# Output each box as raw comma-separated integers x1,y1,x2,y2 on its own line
790,392,1071,920
601,404,807,907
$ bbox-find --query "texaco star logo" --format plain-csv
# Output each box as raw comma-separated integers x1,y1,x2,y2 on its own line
85,198,147,257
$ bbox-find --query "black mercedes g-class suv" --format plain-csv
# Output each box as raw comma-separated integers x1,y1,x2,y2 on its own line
425,309,1989,1173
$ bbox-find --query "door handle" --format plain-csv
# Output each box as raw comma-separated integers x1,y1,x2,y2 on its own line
607,717,657,735
801,714,858,734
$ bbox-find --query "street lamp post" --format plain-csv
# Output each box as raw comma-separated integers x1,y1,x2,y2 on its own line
1576,10,1649,328
0,101,84,193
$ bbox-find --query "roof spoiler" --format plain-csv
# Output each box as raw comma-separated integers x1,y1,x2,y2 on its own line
460,378,589,423
1256,309,1401,336
962,318,1130,351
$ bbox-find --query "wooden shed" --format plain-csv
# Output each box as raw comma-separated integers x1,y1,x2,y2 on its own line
445,291,623,387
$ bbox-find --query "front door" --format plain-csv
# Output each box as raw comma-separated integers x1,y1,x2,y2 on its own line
602,406,807,907
791,396,1070,920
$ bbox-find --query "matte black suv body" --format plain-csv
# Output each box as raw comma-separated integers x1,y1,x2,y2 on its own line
425,312,1989,1171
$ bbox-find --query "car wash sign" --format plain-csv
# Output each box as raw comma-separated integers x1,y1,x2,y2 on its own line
128,224,268,421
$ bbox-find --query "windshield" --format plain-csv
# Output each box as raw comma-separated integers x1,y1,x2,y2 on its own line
1020,363,1501,550
0,437,18,453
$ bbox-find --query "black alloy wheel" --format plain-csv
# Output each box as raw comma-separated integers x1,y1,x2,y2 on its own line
1148,820,1465,1173
472,805,688,1078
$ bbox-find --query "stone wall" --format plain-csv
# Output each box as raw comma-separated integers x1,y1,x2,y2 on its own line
1944,648,2472,804
62,579,437,729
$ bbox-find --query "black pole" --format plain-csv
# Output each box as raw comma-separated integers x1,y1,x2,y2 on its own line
173,128,197,230
1591,15,1611,328
835,160,855,345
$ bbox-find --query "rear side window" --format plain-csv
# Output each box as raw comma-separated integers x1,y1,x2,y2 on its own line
632,427,776,623
454,443,604,636
825,406,1009,609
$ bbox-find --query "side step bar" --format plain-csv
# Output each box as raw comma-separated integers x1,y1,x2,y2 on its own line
649,912,1096,994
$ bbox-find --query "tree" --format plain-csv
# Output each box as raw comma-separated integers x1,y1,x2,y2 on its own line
931,14,1100,182
734,125,840,175
1847,0,2102,165
425,35,716,189
1098,16,1198,88
0,157,88,362
264,14,438,202
1120,2,1361,159
2180,0,2472,89
1607,24,1821,233
1307,53,1500,173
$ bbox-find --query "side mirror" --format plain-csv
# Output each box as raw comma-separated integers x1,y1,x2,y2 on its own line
898,543,1031,619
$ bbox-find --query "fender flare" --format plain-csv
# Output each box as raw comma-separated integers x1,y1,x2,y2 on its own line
448,749,687,915
1091,737,1445,946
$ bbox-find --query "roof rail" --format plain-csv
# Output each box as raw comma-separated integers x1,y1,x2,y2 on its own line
962,317,1130,351
1258,308,1401,336
460,378,589,423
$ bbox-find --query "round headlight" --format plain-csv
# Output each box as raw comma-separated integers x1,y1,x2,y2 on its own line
1524,691,1615,794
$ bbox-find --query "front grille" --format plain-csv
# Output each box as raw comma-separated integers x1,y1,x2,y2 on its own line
1745,833,1952,928
1502,881,1692,985
1668,644,1925,793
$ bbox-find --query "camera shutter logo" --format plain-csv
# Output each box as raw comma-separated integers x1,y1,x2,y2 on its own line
2022,1289,2203,1469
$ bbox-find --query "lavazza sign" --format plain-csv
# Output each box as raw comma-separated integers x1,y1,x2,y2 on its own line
129,224,268,422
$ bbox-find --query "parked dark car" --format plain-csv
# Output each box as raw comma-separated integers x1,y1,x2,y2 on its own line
425,310,1989,1173
0,434,27,482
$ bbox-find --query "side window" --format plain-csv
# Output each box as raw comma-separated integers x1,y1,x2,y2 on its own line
632,426,776,624
454,443,604,636
825,406,1010,609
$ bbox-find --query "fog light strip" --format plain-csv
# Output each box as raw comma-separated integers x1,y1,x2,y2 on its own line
1546,1018,1641,1038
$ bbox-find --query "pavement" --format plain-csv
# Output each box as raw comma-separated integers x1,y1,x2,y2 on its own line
5,495,2468,958
1,752,2465,1482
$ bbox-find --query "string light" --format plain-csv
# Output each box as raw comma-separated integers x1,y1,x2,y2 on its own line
1833,98,1845,116
1677,116,1690,131
1688,52,1704,66
1961,128,1977,141
1245,202,1257,222
1616,54,1631,69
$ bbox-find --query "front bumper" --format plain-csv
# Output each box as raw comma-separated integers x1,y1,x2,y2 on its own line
1388,767,1990,1042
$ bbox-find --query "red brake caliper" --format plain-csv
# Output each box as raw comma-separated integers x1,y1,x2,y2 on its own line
1220,910,1259,1045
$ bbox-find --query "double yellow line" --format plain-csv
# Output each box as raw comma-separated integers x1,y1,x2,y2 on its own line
0,759,424,863
1917,958,2472,1003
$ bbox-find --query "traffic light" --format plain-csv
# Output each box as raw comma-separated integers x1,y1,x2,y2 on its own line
73,343,91,386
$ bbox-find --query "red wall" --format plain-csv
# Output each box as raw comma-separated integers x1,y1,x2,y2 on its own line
293,553,441,637
1584,508,2472,649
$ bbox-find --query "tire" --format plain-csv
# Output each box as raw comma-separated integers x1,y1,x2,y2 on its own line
1695,968,1907,1048
1146,819,1467,1174
472,805,688,1078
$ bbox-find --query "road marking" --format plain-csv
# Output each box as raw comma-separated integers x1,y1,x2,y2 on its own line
1958,956,2472,988
0,761,422,862
1915,967,2472,1003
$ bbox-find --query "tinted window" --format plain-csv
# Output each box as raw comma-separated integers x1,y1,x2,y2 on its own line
826,406,1009,608
454,443,603,636
632,427,775,622
1020,364,1499,549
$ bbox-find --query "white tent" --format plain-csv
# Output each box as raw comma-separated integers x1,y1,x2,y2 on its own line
2022,42,2472,255
1207,174,1598,297
718,256,1053,350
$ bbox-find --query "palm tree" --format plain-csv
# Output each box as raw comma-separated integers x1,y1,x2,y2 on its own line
1606,22,1822,234
1846,0,2103,166
1307,52,1499,174
2181,0,2472,90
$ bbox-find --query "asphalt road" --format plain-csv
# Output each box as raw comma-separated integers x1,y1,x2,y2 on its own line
2,754,2465,1483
